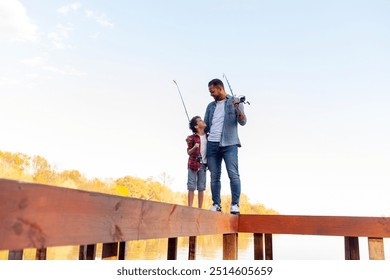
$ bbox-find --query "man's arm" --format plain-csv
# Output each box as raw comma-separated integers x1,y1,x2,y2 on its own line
233,100,247,125
204,105,210,133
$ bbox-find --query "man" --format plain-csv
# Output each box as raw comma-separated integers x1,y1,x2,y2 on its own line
204,78,247,214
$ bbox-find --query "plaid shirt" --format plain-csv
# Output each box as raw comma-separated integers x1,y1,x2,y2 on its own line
187,134,202,171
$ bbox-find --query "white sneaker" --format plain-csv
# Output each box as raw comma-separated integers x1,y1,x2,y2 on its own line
230,204,240,215
210,204,222,212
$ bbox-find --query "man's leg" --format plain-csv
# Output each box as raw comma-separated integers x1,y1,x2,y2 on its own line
223,145,241,206
207,141,222,207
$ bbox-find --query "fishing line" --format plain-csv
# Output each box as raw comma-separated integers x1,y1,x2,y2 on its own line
173,80,190,122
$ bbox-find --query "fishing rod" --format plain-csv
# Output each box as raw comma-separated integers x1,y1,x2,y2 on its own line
173,80,190,122
222,73,250,105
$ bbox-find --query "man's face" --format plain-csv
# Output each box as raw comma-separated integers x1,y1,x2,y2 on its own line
208,85,224,101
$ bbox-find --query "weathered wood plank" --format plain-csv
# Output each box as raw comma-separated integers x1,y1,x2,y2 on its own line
368,237,385,260
239,215,390,237
223,233,238,260
0,179,237,250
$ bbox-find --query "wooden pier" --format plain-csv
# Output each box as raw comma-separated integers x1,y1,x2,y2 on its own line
0,179,389,260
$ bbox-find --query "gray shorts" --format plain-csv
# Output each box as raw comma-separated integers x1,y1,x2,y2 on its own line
187,164,207,191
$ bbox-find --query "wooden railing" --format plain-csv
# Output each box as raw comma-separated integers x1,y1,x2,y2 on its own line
1,179,389,260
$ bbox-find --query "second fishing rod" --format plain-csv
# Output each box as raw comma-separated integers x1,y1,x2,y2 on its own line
173,75,249,124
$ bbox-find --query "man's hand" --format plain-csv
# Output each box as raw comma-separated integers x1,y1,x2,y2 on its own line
233,99,246,122
232,99,240,109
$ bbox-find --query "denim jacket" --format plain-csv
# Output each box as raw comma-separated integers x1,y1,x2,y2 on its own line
204,95,247,147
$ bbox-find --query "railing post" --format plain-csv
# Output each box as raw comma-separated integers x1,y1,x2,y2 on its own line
79,244,97,260
102,242,125,260
254,233,264,260
35,248,47,260
264,234,273,260
167,237,178,260
223,233,238,260
368,237,385,260
188,236,197,260
118,241,127,260
254,233,273,260
8,250,23,260
344,236,360,260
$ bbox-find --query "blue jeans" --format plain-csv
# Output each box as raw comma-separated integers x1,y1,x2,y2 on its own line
207,141,241,206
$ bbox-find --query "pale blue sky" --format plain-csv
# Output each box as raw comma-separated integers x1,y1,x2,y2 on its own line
1,0,390,217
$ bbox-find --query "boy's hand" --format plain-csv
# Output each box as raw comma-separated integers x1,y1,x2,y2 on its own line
194,143,200,149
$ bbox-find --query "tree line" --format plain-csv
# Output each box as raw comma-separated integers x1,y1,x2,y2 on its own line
0,150,278,214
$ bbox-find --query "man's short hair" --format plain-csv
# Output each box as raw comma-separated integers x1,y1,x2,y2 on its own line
208,79,224,89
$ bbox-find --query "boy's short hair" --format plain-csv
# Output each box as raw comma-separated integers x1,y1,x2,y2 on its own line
189,116,200,133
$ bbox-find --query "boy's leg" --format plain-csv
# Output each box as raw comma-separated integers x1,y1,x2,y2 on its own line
198,190,204,208
187,169,197,207
197,164,207,208
188,190,195,207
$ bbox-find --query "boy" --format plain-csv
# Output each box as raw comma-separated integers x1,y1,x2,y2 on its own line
186,116,207,208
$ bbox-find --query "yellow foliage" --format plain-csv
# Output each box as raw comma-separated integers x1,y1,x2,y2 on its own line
114,185,130,196
0,150,278,215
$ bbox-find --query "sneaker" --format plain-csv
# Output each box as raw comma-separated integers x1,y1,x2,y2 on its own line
210,204,222,212
230,204,240,215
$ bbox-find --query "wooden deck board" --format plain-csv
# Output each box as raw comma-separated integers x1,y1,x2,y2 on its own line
0,179,237,250
238,214,390,237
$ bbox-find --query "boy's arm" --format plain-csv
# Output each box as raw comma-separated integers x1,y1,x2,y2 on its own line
187,143,199,155
186,136,199,155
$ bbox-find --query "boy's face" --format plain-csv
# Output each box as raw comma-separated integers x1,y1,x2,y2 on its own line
195,118,206,130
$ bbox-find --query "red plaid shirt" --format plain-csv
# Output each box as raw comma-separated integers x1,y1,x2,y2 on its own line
187,134,202,171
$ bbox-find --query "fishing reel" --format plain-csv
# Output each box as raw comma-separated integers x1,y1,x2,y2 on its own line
238,95,250,105
223,74,250,105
